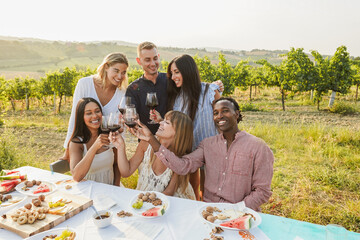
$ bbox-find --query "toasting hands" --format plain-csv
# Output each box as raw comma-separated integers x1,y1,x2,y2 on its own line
128,120,153,142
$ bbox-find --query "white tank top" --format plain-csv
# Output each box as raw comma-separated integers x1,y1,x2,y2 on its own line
80,137,115,185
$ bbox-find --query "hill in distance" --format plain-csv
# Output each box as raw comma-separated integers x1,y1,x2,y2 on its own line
0,35,286,79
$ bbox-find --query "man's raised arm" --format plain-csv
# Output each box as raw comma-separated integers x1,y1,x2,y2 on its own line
132,120,206,175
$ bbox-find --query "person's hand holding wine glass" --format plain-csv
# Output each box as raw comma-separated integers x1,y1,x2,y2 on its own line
146,92,159,124
128,120,153,142
149,109,163,123
100,115,111,149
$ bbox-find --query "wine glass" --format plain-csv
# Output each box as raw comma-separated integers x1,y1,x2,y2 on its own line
124,107,138,129
100,115,110,134
123,106,138,144
100,115,110,148
125,96,134,107
108,112,122,132
145,92,159,124
119,96,134,114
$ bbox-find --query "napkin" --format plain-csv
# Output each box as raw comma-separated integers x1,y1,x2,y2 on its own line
236,201,246,210
94,195,117,211
113,222,163,240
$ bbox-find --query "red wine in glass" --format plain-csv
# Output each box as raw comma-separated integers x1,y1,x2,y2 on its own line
147,102,158,110
125,121,137,128
146,93,158,110
100,128,110,134
101,116,110,134
109,124,121,132
146,92,159,124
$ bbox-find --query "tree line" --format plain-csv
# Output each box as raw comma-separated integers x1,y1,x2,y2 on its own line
1,45,359,112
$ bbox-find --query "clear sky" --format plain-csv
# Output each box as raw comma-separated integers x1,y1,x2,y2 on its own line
1,0,359,56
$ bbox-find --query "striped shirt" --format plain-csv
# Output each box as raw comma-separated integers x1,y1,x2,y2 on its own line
173,82,219,150
156,131,274,211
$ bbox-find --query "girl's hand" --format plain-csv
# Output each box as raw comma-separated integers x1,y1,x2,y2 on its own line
93,134,110,150
109,131,125,149
149,109,163,123
128,120,153,142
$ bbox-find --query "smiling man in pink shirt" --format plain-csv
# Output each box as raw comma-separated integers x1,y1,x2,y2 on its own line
134,97,274,211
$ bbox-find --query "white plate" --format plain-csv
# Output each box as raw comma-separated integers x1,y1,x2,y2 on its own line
198,202,261,231
0,191,27,212
129,191,170,218
15,181,57,197
24,227,76,240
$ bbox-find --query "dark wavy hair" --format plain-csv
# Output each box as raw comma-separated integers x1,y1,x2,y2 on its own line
70,97,102,144
167,54,201,121
212,97,243,123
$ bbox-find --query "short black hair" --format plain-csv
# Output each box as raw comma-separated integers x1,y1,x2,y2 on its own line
213,97,243,123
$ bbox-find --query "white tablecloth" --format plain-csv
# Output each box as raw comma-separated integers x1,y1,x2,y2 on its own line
0,166,270,240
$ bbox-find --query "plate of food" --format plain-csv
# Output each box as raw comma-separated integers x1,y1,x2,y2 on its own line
15,180,57,197
199,203,261,231
24,227,76,240
0,191,27,211
129,191,169,218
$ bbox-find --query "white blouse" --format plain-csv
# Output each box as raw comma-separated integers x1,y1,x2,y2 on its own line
64,76,125,148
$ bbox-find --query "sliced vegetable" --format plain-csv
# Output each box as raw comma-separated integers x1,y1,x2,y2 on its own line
0,175,20,180
3,183,16,193
0,174,26,180
142,206,165,217
33,184,50,194
220,215,252,229
0,179,21,187
5,170,20,175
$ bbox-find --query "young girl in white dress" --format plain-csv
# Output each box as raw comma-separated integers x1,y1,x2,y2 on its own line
111,111,195,200
68,97,118,185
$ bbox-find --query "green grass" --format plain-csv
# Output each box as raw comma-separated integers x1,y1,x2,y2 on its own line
0,87,359,232
244,122,360,232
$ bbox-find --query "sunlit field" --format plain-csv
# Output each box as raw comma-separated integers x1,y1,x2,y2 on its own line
1,87,359,232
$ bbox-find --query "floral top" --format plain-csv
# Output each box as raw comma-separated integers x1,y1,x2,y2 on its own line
136,145,195,200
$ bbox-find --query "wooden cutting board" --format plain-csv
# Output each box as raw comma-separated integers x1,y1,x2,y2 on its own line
0,191,92,238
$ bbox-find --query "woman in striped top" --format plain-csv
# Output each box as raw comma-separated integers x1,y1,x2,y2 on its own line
151,54,221,200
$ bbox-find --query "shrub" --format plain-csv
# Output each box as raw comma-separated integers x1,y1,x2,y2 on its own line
239,103,262,112
329,102,358,115
0,139,18,170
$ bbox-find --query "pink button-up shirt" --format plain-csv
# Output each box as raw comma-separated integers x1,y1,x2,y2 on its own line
156,131,274,211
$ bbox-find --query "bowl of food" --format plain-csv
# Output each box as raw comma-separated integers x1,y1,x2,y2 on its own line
92,210,113,228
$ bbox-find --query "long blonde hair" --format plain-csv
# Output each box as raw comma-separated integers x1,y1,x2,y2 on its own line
151,111,193,194
95,52,128,90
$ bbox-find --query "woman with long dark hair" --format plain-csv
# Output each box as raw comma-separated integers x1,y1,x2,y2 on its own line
151,54,221,200
69,97,118,185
